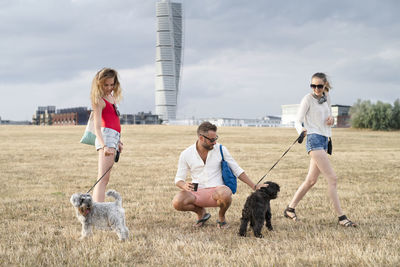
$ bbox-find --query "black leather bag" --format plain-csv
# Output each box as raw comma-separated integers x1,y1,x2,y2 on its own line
327,138,332,155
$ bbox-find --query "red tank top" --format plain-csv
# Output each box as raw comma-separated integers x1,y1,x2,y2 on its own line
101,98,121,133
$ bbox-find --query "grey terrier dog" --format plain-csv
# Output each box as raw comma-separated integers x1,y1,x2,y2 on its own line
70,190,129,240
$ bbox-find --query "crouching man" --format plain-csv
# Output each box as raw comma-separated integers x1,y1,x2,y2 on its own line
172,121,265,228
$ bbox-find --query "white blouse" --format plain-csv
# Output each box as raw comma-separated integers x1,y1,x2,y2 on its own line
295,93,332,137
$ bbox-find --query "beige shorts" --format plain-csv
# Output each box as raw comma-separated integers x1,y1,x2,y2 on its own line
190,186,227,208
95,127,120,151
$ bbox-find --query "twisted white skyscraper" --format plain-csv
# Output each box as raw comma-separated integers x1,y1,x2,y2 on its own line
155,0,183,121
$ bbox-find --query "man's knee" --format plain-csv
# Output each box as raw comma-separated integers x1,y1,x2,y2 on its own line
172,194,183,210
215,186,232,203
172,192,193,211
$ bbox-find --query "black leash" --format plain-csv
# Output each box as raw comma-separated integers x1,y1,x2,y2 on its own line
86,147,120,194
86,165,113,194
255,131,305,187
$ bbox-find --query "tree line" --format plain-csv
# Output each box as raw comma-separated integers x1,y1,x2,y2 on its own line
350,99,400,130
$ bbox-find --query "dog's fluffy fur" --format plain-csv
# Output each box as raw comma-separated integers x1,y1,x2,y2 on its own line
70,190,129,240
238,181,280,238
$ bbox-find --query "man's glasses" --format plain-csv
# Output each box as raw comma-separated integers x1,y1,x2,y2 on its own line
310,84,324,89
113,104,120,117
201,134,218,143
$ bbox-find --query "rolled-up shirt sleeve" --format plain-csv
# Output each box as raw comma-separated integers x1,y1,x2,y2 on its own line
222,146,244,177
175,151,188,184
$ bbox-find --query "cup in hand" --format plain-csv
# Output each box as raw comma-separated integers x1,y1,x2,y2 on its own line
192,182,199,192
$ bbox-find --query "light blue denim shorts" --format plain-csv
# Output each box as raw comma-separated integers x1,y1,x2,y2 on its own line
95,127,120,151
306,133,328,153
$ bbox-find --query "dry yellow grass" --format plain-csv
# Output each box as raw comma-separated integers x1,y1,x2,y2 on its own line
0,125,399,266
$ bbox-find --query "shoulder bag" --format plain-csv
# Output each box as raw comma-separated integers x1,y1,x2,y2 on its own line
80,112,96,146
219,145,237,194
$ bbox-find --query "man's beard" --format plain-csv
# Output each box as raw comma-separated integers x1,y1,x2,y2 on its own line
202,142,214,151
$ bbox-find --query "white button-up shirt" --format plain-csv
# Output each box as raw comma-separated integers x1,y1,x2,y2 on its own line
175,143,244,189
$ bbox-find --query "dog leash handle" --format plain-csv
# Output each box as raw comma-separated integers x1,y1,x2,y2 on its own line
255,132,305,187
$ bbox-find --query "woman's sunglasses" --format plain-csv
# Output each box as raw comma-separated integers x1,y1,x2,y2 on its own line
310,84,324,89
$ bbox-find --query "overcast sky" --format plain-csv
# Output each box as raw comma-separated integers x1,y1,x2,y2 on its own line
1,0,399,121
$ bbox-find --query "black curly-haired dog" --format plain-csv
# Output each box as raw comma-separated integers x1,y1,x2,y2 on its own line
238,181,280,238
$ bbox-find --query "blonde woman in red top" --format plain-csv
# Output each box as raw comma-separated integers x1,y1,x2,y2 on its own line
91,68,123,202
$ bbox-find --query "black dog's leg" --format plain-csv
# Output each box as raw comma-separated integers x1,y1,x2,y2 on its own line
238,217,249,237
253,210,265,238
265,207,273,231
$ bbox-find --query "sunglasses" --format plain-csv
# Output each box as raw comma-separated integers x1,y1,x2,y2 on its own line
310,84,324,89
201,134,218,143
113,104,120,117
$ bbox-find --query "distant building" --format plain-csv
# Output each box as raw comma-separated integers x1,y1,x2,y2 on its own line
120,112,161,125
281,104,351,128
261,116,282,127
32,106,89,126
32,106,56,125
168,116,281,127
52,107,90,125
0,116,31,125
155,0,183,122
281,104,299,127
331,105,351,128
32,106,161,126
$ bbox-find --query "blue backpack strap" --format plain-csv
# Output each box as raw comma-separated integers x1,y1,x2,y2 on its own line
219,144,224,160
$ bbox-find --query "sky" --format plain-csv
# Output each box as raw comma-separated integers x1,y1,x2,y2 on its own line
1,0,399,121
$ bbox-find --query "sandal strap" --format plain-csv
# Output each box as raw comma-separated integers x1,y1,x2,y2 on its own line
284,206,298,220
343,220,355,227
286,206,295,213
338,215,356,227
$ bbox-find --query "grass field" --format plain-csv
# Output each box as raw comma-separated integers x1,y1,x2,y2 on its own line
1,125,399,266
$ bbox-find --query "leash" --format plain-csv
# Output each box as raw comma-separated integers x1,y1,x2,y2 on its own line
255,131,305,187
86,165,113,194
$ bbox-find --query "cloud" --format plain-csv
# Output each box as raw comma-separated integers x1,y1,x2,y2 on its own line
1,0,400,121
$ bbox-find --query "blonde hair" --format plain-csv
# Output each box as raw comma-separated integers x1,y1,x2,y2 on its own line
90,68,122,105
312,72,332,92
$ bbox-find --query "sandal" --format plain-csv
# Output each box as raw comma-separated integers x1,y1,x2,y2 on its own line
194,213,211,227
284,206,298,222
338,215,357,227
216,220,229,229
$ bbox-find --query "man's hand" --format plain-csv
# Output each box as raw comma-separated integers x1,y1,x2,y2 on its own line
254,183,269,191
177,181,194,191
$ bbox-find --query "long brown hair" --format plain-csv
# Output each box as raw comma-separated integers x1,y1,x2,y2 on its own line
90,68,122,105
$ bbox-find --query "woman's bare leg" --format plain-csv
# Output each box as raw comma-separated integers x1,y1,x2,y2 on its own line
93,148,115,202
309,150,344,216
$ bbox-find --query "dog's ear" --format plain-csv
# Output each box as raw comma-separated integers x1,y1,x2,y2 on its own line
70,193,81,207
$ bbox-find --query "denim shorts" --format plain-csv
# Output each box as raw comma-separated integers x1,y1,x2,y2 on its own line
95,127,121,151
306,134,328,153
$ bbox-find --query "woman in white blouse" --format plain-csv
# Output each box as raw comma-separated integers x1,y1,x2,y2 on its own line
284,73,357,227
